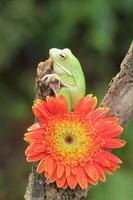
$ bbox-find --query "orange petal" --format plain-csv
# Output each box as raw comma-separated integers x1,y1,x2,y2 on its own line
71,166,77,175
57,96,68,113
56,172,66,188
95,163,106,182
34,145,46,153
43,155,53,172
32,101,51,123
103,139,126,149
99,126,123,138
76,166,88,189
97,117,119,124
25,143,39,155
84,163,98,181
83,97,97,114
62,181,68,189
37,158,46,173
49,170,57,183
67,173,77,189
85,173,98,185
98,153,111,167
46,96,68,115
75,95,97,115
101,162,119,174
46,156,55,174
24,130,44,143
105,117,119,123
27,152,45,162
75,95,93,110
47,158,57,178
102,151,122,164
57,164,64,178
101,166,113,175
27,122,41,131
46,96,60,114
110,162,120,171
65,165,71,177
86,107,109,122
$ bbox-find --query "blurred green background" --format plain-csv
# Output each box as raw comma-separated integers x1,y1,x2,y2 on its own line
0,0,133,199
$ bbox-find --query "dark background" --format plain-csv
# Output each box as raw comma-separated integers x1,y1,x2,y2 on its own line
0,0,133,199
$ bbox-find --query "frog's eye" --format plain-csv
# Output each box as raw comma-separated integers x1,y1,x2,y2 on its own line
60,52,66,60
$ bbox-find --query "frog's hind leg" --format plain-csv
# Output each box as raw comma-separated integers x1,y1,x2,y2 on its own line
59,87,72,111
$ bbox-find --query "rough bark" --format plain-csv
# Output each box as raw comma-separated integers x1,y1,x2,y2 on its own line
24,41,133,200
101,41,133,125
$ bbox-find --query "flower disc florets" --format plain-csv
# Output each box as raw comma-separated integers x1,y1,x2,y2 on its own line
24,95,125,189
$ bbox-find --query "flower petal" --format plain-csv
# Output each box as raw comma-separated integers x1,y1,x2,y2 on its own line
62,181,68,189
48,159,57,178
46,96,68,115
24,130,44,143
37,158,46,173
76,166,88,189
41,155,52,172
46,97,60,114
44,156,56,178
49,170,57,183
71,167,77,175
27,152,45,162
57,164,64,178
95,163,106,182
101,162,119,174
98,125,123,138
75,95,97,116
85,174,98,185
101,166,113,175
101,151,122,164
57,96,68,113
34,145,46,153
27,122,41,131
25,143,39,155
65,165,71,177
98,152,111,167
32,100,52,123
103,139,126,148
95,118,119,130
56,172,66,188
86,107,109,122
84,163,98,181
67,173,77,189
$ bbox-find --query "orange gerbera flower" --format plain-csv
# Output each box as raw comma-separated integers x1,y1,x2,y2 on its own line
24,95,125,190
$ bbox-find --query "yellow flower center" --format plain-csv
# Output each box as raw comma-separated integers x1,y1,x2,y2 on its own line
45,113,96,166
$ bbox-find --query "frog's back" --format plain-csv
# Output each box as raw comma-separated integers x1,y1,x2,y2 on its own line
67,55,86,108
69,55,86,96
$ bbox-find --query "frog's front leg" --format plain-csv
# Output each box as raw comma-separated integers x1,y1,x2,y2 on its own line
40,73,61,96
41,73,59,83
59,87,72,111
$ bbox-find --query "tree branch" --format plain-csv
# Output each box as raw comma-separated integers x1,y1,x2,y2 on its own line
101,41,133,125
24,41,133,200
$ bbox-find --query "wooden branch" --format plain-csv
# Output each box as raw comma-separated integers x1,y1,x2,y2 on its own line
101,41,133,126
24,41,133,200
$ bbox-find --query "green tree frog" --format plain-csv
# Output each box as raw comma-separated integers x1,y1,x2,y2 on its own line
45,48,86,110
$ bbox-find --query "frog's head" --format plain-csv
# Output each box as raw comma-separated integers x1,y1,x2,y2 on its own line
49,48,74,76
